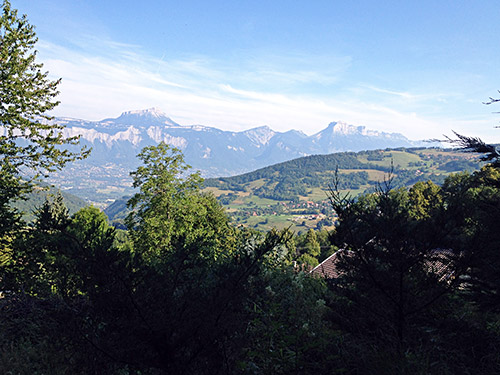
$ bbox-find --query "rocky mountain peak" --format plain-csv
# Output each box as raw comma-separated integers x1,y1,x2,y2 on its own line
113,108,179,127
329,121,360,135
314,121,353,139
243,125,276,145
53,110,434,178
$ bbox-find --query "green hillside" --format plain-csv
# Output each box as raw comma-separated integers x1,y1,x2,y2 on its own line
104,147,481,232
202,147,481,232
12,185,89,222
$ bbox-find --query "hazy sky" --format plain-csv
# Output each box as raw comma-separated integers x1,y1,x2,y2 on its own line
12,0,500,141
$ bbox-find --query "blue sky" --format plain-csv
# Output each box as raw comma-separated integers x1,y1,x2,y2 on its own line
12,0,500,141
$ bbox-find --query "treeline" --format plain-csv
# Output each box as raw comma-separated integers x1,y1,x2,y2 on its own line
204,151,383,192
3,143,500,373
205,147,482,202
0,143,339,374
10,184,88,222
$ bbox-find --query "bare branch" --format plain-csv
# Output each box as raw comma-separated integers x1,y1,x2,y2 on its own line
483,90,500,105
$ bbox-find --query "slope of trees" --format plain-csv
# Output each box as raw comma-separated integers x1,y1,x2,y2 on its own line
204,148,481,203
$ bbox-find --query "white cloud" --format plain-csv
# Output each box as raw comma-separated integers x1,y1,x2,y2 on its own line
364,85,417,100
34,37,500,143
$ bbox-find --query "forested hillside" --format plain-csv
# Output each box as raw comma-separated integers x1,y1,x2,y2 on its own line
206,147,480,197
11,185,88,222
200,147,481,231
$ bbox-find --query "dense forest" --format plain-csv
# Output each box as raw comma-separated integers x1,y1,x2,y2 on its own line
2,1,500,374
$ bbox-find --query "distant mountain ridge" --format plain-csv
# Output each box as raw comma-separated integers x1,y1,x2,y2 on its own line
52,108,432,178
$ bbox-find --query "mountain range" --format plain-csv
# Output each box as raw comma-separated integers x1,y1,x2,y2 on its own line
54,108,433,178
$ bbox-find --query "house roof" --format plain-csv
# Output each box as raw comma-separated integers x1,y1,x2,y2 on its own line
310,248,457,281
309,250,349,278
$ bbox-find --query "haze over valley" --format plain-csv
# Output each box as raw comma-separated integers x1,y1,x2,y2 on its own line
44,108,441,206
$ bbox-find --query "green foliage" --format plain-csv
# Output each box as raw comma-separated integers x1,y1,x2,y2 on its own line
126,142,235,262
1,199,136,373
0,0,90,269
240,271,341,374
293,229,323,268
3,142,500,373
0,0,89,182
408,180,442,220
296,253,319,268
11,184,87,222
442,165,500,313
3,196,115,300
35,191,69,230
315,229,336,260
0,142,297,374
68,206,115,254
303,229,321,258
0,293,102,375
324,169,500,372
328,178,459,349
7,162,500,373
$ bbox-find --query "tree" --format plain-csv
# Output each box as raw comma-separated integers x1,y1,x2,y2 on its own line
441,166,500,313
323,166,500,372
0,8,96,356
241,270,341,374
440,95,500,312
295,229,321,267
408,180,442,220
1,140,293,373
326,178,466,371
0,0,89,191
0,196,125,374
126,142,235,262
0,0,89,258
64,142,289,373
